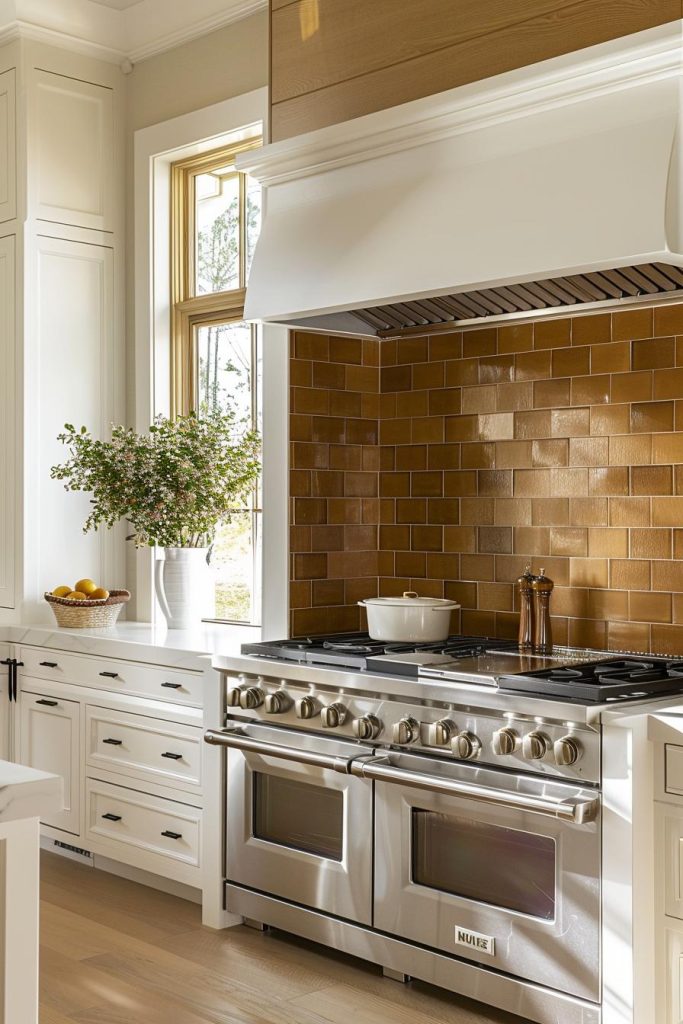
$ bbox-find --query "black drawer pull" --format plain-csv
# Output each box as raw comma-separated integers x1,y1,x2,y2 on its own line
99,671,119,679
40,661,58,668
161,681,182,689
161,752,182,760
161,830,182,840
102,813,122,822
36,699,58,707
102,738,123,746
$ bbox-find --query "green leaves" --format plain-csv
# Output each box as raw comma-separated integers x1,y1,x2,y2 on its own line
51,413,261,549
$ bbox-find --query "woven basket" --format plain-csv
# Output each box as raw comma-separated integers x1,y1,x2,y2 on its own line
44,590,131,628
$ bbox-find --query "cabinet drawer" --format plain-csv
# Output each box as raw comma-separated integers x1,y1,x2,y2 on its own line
86,779,200,870
86,706,201,791
19,647,202,706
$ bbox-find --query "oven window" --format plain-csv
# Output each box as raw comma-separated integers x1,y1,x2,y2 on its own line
412,810,556,920
253,772,344,861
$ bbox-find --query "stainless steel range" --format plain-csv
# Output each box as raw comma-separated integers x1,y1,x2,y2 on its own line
205,634,683,1024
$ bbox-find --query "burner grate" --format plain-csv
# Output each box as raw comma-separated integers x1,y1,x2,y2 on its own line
500,657,683,702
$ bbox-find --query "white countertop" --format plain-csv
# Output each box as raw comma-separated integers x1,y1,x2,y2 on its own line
0,761,61,823
1,621,261,670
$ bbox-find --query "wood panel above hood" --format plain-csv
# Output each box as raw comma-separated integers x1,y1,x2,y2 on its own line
270,0,681,141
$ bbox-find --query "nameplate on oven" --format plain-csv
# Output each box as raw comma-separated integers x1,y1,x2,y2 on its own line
454,926,495,956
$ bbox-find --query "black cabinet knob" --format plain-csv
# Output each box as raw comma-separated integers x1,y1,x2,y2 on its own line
161,830,182,840
161,752,182,760
102,738,123,746
102,813,122,822
36,699,58,707
40,662,58,668
161,681,182,689
99,671,119,679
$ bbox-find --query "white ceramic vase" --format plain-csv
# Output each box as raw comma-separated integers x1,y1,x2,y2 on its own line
155,547,213,629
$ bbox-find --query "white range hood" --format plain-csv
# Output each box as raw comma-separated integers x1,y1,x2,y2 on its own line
239,22,683,338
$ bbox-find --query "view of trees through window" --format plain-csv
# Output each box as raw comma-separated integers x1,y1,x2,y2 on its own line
171,140,263,625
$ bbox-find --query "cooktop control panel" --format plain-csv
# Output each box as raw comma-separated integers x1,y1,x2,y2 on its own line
223,671,600,784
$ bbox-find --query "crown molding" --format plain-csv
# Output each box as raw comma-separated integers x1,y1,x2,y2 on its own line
3,18,124,61
0,0,267,66
238,20,683,187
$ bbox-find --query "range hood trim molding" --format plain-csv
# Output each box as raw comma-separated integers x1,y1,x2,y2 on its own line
237,22,681,187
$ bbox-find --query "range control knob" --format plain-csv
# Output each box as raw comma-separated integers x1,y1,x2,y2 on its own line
264,691,291,715
296,696,320,720
239,686,264,710
554,735,581,766
452,731,481,760
353,715,382,741
321,702,348,729
492,727,518,756
226,685,244,707
392,717,420,745
522,730,549,761
426,719,455,746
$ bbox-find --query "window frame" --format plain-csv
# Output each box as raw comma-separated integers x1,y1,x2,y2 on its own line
170,138,264,626
170,138,261,418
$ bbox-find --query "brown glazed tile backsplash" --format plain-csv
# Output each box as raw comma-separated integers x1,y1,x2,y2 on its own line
289,304,683,654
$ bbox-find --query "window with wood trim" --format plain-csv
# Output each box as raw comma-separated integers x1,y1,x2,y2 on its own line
171,140,263,625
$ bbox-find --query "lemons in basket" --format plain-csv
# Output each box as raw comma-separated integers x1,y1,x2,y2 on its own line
74,578,98,596
50,580,111,602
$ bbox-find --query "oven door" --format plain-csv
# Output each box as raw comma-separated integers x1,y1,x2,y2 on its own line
363,751,601,1002
208,723,374,925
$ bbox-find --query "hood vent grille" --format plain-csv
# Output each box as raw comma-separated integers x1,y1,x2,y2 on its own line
354,263,683,337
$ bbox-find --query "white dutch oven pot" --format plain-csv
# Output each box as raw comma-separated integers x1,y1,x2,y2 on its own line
359,591,460,643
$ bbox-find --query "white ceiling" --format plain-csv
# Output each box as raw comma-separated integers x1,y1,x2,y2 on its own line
0,0,267,64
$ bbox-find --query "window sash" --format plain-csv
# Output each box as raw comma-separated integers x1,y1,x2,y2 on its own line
170,139,263,626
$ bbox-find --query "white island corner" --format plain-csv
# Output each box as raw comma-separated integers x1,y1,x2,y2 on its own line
0,761,61,1024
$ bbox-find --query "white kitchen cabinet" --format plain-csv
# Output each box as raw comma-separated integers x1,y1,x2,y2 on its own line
29,69,114,232
29,235,115,600
0,69,16,223
0,235,15,610
86,778,201,886
18,646,203,706
86,705,202,794
17,689,80,835
11,644,206,894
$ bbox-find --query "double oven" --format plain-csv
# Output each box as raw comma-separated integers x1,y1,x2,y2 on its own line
212,711,601,1008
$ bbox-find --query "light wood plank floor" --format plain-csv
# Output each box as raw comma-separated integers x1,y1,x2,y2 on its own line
39,852,528,1024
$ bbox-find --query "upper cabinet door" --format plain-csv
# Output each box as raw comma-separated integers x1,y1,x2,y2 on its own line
0,69,16,223
0,236,15,610
30,69,114,232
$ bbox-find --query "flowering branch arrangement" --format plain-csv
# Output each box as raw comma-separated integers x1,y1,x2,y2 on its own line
51,413,261,549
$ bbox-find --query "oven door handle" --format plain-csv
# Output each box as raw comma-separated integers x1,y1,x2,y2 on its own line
354,757,600,824
203,728,355,774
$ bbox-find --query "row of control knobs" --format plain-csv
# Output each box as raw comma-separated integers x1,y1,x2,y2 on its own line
227,685,580,765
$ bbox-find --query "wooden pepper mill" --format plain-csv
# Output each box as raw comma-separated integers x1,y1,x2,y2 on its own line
531,568,554,654
516,564,535,651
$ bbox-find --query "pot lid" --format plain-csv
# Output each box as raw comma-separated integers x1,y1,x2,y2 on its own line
360,591,459,608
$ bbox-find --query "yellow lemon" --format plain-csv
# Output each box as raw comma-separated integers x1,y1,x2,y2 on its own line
52,585,71,598
74,578,97,596
90,587,109,600
66,591,87,601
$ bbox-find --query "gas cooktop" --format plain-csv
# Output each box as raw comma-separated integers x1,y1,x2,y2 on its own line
241,632,517,672
499,657,683,703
